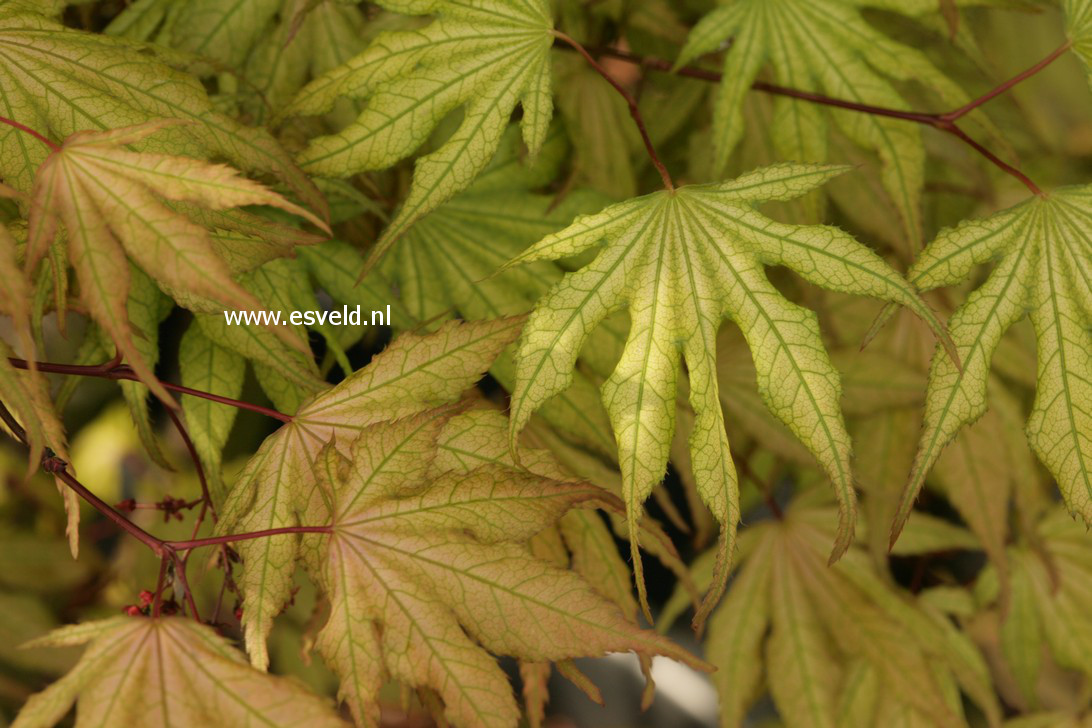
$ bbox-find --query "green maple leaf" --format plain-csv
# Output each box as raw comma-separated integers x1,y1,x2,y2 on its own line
383,124,618,456
12,617,348,728
0,205,64,472
695,492,999,728
0,4,323,212
891,188,1092,544
971,509,1092,712
677,0,974,244
218,318,523,670
432,409,643,623
503,163,955,626
1064,0,1092,89
282,0,555,271
26,121,326,402
301,408,705,728
107,0,371,126
178,322,246,504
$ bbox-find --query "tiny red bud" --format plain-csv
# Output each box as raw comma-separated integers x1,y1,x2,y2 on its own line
123,605,142,617
234,607,244,621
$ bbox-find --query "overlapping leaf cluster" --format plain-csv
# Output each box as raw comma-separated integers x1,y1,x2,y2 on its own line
0,1,1091,727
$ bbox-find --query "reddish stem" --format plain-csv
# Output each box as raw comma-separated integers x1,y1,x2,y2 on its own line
169,526,333,552
574,43,1070,198
163,406,217,532
945,124,1042,196
168,551,201,622
553,32,675,191
1,398,330,625
55,461,168,556
0,115,59,151
941,41,1073,121
152,558,169,618
7,357,293,423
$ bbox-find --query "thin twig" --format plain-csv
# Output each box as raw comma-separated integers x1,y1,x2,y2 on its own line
164,550,201,622
1,399,332,626
7,357,293,423
941,41,1072,121
168,526,333,552
163,406,217,533
552,32,675,191
945,124,1042,196
565,42,1071,198
152,557,169,618
57,462,167,555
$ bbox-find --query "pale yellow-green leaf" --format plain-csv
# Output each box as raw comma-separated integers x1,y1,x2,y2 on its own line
852,408,919,562
114,265,172,470
1002,552,1043,707
706,534,772,728
932,403,1011,578
506,163,954,624
0,220,65,471
432,408,639,621
382,128,614,456
12,617,347,728
679,0,979,245
702,494,999,728
893,189,1092,545
179,322,245,505
0,10,323,212
837,660,881,726
767,532,839,728
553,54,640,200
219,318,522,670
885,512,979,556
27,121,326,400
284,0,554,271
114,0,372,125
305,425,705,728
790,533,964,727
1064,0,1092,90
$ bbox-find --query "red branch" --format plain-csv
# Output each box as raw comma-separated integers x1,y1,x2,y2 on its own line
0,399,330,623
553,31,675,191
566,41,1074,198
169,526,333,552
7,357,293,423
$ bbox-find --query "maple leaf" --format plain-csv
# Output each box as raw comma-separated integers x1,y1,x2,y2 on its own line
12,617,348,728
0,194,74,552
111,265,173,470
0,5,323,212
836,307,1026,585
282,0,555,271
383,124,617,456
219,318,524,670
178,322,245,504
190,256,330,419
975,509,1092,708
432,409,645,622
695,492,1000,728
301,409,706,728
1064,0,1092,89
891,189,1092,544
26,121,327,401
107,0,371,126
677,0,976,243
0,215,64,469
504,163,955,626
